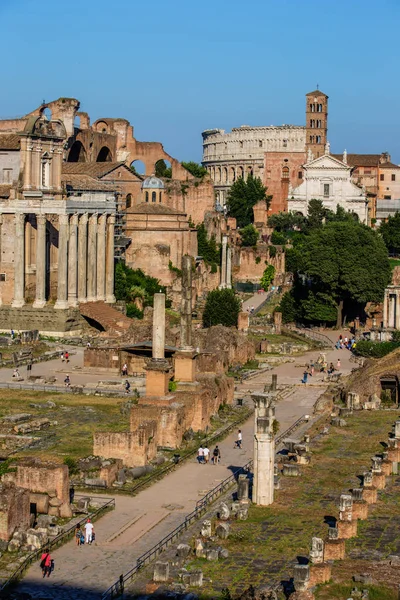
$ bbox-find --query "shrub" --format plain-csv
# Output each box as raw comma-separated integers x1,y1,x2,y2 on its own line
126,303,144,319
353,339,400,358
63,456,78,474
277,291,298,323
271,230,287,245
260,265,275,290
255,256,261,264
202,288,241,328
269,245,277,258
240,224,259,247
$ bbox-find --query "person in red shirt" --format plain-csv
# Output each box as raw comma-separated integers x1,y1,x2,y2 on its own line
40,550,52,578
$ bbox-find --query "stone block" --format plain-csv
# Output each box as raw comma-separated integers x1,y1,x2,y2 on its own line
48,497,63,508
215,523,230,539
195,538,206,558
48,506,60,517
84,478,107,488
309,537,324,564
353,574,373,584
59,502,73,519
352,502,369,520
153,561,169,583
323,538,345,560
337,519,357,539
218,548,229,559
283,463,301,477
293,564,310,592
237,474,249,502
176,543,191,558
200,520,212,538
309,563,331,587
206,549,219,561
362,488,378,504
218,502,230,521
381,461,392,476
36,515,56,528
7,538,21,552
30,492,49,514
189,569,203,587
75,497,90,511
371,473,386,490
237,506,249,520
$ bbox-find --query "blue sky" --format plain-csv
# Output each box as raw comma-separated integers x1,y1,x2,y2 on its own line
1,0,399,163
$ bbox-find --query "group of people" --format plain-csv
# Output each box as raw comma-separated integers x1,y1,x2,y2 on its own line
301,356,342,384
75,518,95,546
335,334,356,351
60,351,70,364
197,444,221,464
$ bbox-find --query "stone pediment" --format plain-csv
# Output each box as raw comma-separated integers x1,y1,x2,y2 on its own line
305,154,350,170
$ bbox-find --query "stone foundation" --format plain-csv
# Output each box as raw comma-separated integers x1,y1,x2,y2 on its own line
0,482,30,541
308,563,332,587
352,501,369,520
0,306,87,336
372,472,386,489
337,519,357,539
93,423,157,467
362,487,378,504
323,538,346,560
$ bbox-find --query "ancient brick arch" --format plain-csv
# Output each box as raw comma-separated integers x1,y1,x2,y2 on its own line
97,146,113,162
68,140,87,162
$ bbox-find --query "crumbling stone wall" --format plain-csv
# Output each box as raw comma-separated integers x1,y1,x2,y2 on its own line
0,482,30,541
234,246,285,284
7,460,70,504
93,421,158,467
194,325,255,368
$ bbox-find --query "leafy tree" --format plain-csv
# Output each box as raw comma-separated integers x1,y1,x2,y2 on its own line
353,339,400,358
226,175,272,228
300,221,391,327
181,161,208,179
260,265,275,290
197,224,220,266
155,160,172,178
202,289,241,328
380,212,400,254
115,263,166,309
240,224,259,247
271,230,287,245
277,291,298,323
269,245,277,258
307,199,328,230
267,211,305,232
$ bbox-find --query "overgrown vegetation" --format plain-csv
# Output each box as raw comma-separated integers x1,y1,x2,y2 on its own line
260,264,275,290
155,159,172,178
353,339,400,358
379,211,400,255
197,223,220,271
226,175,272,228
115,262,169,319
272,201,391,327
240,224,259,247
202,288,241,328
181,161,209,180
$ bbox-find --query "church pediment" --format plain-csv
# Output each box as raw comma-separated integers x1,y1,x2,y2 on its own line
305,154,350,170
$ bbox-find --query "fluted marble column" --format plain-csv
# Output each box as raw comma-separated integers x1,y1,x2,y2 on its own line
105,214,116,304
55,214,69,309
68,214,78,307
12,213,25,308
33,214,47,308
87,214,98,302
78,213,88,303
96,214,107,301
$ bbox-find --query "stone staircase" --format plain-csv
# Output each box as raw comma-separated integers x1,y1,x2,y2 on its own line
79,302,132,336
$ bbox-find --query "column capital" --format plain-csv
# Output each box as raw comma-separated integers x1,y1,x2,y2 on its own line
59,214,69,225
107,214,116,225
36,214,47,225
80,213,89,225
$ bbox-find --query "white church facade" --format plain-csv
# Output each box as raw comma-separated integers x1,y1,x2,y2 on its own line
288,146,369,223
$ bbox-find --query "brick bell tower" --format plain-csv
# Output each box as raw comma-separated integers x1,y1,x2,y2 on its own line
305,89,328,159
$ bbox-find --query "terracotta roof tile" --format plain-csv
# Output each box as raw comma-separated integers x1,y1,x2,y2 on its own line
379,162,400,169
131,202,185,215
62,162,126,177
61,174,117,192
0,134,20,150
332,154,381,167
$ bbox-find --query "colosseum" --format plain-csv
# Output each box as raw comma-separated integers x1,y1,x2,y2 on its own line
202,90,328,212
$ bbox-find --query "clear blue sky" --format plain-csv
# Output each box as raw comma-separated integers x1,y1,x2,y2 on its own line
1,0,399,163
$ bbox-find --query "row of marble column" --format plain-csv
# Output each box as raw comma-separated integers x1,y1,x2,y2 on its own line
12,212,116,309
383,288,400,329
219,235,232,289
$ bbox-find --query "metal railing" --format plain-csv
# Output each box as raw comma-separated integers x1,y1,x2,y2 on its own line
0,495,115,597
101,414,308,600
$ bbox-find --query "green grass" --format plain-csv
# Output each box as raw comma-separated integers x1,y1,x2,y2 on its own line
185,410,400,599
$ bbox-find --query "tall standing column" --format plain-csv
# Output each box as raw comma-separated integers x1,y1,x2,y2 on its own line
68,214,78,307
12,213,25,308
96,214,107,301
180,254,192,350
396,291,400,330
226,246,232,289
219,235,227,288
55,214,69,309
153,293,166,360
33,214,47,308
78,214,88,303
87,214,98,302
252,393,276,506
383,290,388,328
105,214,116,304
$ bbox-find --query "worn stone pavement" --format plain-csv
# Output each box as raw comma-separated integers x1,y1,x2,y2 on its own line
9,335,355,599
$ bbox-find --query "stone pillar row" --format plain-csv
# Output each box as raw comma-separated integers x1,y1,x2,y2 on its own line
11,212,116,309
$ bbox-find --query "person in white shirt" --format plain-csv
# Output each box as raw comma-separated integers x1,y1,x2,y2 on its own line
235,429,243,449
203,446,210,464
84,519,94,544
197,446,205,464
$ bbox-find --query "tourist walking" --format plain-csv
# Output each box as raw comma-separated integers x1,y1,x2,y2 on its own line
203,445,210,464
75,523,83,546
65,351,69,364
40,549,52,578
125,379,131,394
197,445,204,464
235,429,242,449
212,445,221,464
84,518,94,544
61,352,64,362
122,363,128,376
301,370,308,384
336,358,341,370
64,374,70,387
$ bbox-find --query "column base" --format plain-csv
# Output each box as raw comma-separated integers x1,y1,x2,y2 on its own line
78,297,87,304
218,284,226,290
86,296,97,303
96,295,106,302
54,300,69,310
32,299,46,309
68,298,78,308
11,300,25,308
106,295,116,304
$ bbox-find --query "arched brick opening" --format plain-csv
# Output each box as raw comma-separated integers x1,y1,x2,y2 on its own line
97,146,112,162
68,141,87,163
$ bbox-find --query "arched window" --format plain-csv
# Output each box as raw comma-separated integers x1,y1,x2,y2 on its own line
217,167,221,183
238,166,244,179
159,191,162,203
223,167,228,183
96,146,112,162
282,166,289,180
231,167,236,183
126,194,132,209
152,191,156,203
145,191,149,202
310,104,314,112
319,104,323,112
68,141,87,163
